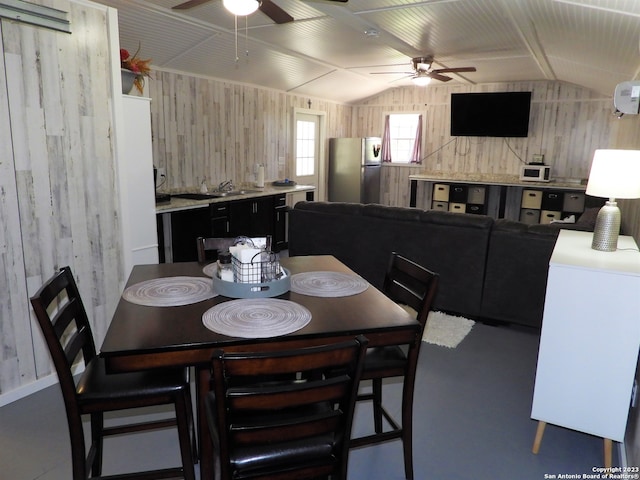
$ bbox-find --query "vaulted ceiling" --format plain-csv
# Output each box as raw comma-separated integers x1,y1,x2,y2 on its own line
96,0,640,104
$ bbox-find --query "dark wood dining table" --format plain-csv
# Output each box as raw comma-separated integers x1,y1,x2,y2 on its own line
100,254,419,480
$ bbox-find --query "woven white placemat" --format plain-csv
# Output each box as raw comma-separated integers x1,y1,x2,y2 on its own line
122,276,217,307
202,263,217,278
202,298,311,338
290,271,368,297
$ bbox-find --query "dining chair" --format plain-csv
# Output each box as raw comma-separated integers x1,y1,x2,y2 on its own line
350,252,439,480
205,335,369,480
29,266,196,480
196,236,236,262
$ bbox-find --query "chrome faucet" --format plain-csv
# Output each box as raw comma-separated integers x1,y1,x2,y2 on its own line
217,180,234,192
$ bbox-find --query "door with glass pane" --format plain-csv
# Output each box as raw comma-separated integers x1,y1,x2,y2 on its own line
291,110,325,204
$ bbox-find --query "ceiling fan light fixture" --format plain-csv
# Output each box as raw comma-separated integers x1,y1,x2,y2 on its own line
412,73,431,86
223,0,260,16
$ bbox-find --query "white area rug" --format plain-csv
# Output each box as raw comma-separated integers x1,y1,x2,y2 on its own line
422,311,475,348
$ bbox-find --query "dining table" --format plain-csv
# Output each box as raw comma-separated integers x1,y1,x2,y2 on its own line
100,254,419,480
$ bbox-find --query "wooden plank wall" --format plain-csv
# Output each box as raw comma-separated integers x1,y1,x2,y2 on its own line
352,81,616,209
0,1,123,398
147,72,353,193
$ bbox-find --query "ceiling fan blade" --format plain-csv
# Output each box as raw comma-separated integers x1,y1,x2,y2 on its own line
428,72,453,82
371,71,414,75
260,0,294,24
431,67,477,74
172,0,211,10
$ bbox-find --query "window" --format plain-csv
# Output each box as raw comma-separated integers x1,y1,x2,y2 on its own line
296,120,315,176
383,113,422,163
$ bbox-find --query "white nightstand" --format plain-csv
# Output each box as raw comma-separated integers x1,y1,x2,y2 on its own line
531,230,640,466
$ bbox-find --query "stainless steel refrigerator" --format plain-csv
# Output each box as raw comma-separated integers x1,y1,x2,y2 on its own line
328,137,382,204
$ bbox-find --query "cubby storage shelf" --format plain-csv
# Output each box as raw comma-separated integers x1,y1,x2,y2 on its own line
409,174,597,224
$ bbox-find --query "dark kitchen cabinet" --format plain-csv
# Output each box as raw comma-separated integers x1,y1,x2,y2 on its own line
273,194,288,252
168,207,211,262
229,196,275,238
210,202,230,237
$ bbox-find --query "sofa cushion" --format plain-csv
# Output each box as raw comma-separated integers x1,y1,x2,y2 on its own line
288,202,493,318
480,219,558,327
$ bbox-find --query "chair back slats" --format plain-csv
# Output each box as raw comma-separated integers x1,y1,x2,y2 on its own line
31,268,97,377
228,374,351,410
208,336,368,480
197,236,236,262
383,252,439,328
231,410,342,446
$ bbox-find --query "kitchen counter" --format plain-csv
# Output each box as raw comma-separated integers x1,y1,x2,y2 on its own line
409,172,587,190
156,184,316,213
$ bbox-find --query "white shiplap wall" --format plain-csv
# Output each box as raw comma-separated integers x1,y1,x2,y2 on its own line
0,0,124,399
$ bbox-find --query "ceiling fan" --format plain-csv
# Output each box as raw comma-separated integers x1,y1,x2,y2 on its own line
372,56,476,85
172,0,348,25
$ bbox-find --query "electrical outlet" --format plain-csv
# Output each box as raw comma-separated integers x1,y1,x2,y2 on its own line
632,380,638,408
156,167,166,188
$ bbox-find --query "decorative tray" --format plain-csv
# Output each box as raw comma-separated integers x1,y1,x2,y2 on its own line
272,180,297,187
212,268,291,298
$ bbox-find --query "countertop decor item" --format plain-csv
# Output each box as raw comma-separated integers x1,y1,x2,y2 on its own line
120,46,151,94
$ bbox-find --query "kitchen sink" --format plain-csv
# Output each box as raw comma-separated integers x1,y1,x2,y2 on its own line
173,190,260,200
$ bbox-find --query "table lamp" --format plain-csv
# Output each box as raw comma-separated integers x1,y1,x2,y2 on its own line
585,149,640,251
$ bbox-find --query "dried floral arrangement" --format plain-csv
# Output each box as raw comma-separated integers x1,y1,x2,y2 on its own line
120,46,152,94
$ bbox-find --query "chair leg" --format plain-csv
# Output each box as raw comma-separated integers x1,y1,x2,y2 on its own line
90,412,104,477
401,377,415,480
372,379,383,434
176,393,197,480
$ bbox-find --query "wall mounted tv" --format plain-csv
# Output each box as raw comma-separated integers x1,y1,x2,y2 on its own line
450,91,532,137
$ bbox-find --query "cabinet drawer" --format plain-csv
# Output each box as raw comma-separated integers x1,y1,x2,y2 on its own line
274,194,287,208
448,202,466,214
520,209,541,224
541,192,563,211
562,192,585,213
522,190,542,209
431,200,449,211
467,187,486,205
210,203,229,218
540,210,561,224
433,184,450,202
449,185,468,203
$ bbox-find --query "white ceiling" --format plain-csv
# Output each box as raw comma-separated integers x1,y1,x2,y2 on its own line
96,0,640,104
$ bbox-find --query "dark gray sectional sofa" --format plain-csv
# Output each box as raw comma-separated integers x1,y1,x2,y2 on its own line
288,201,597,329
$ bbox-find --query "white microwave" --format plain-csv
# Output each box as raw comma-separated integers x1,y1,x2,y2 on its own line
520,164,551,182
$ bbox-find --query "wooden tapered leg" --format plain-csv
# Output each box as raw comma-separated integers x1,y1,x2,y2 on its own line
604,438,612,468
532,421,546,454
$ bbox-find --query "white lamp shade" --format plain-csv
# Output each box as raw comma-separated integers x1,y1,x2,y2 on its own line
585,149,640,199
223,0,260,16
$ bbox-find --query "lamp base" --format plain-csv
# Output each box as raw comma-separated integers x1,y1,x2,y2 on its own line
591,200,620,252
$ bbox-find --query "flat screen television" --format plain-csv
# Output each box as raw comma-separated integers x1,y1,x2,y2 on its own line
450,91,532,137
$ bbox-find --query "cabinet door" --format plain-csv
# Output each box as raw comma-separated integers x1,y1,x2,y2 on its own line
170,207,211,262
229,197,275,238
210,202,230,237
273,194,287,252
